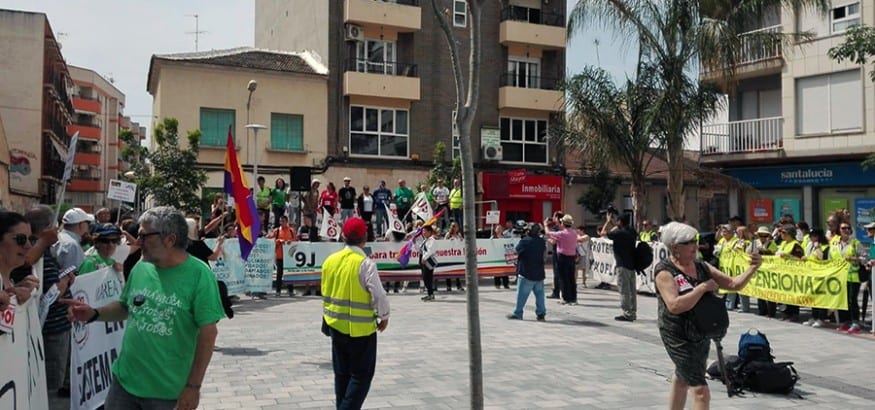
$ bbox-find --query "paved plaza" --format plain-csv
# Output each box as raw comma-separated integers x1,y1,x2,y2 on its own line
195,277,874,410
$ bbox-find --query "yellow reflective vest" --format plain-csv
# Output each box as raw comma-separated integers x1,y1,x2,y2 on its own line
830,238,861,283
449,188,463,210
321,248,377,337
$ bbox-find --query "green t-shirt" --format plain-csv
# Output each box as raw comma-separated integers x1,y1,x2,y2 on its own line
112,256,225,400
395,187,414,207
79,253,114,275
256,186,272,209
271,188,287,207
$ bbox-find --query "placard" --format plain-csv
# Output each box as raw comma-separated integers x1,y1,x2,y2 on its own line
106,179,137,203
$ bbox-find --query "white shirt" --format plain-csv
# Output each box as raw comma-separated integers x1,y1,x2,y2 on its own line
361,194,374,213
419,236,436,260
348,246,390,320
432,186,449,204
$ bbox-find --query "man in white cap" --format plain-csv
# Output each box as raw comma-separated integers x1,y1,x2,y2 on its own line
53,207,94,272
338,176,357,224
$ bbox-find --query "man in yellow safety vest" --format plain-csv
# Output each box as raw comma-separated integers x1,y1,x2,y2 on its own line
321,217,390,409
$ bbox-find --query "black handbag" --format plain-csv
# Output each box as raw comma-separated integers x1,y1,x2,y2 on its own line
690,290,729,340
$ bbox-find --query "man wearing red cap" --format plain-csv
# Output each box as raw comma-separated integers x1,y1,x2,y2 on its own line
321,217,390,409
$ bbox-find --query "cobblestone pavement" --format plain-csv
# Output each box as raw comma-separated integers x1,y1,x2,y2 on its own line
196,277,874,410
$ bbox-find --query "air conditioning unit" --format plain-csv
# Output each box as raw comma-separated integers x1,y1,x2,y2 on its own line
345,24,364,42
481,143,503,161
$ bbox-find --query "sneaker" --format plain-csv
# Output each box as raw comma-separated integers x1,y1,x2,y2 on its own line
614,315,634,322
811,319,825,328
847,324,862,334
547,294,560,299
837,323,851,332
567,301,578,306
506,314,522,320
536,315,546,321
802,318,815,326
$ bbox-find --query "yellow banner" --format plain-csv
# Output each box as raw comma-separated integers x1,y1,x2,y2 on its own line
718,250,848,310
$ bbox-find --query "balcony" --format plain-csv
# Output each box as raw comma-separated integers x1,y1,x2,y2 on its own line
72,96,101,114
701,25,783,80
499,7,566,50
498,74,563,112
701,117,783,156
74,152,101,166
345,0,421,32
67,123,101,140
343,59,420,101
68,178,101,192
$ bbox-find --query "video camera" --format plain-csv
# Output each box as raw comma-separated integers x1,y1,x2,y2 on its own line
511,220,530,236
599,204,619,218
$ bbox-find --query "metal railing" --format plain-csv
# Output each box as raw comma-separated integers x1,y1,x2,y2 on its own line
500,73,560,90
345,58,418,77
701,116,783,155
737,25,782,65
500,6,564,27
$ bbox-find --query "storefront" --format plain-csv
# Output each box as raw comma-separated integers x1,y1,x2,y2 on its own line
727,161,875,242
481,172,562,226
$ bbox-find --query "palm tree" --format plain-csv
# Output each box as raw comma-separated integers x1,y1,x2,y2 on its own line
561,65,663,228
568,0,829,220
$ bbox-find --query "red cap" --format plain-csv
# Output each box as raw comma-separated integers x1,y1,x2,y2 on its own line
342,217,367,241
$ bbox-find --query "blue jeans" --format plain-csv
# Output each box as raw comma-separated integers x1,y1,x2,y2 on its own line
512,275,546,319
375,207,388,235
330,329,377,410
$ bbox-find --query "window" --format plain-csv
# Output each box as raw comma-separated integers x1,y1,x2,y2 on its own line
507,58,541,88
796,70,862,135
508,5,541,24
453,0,467,27
270,113,304,151
199,108,235,146
350,105,408,158
500,117,548,164
452,110,460,159
356,39,396,74
832,2,860,33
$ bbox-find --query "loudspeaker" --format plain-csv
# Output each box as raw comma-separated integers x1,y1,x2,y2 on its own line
289,167,312,191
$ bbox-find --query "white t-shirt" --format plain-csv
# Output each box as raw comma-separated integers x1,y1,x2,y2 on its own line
362,194,374,212
432,186,450,204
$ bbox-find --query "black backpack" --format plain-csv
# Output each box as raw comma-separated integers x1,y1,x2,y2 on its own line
634,241,653,271
717,330,799,395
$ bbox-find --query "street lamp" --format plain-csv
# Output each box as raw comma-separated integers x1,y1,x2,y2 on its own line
245,124,267,187
123,170,140,215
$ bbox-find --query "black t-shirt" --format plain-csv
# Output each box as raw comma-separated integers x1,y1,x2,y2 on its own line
339,187,357,209
297,225,320,242
187,240,214,264
608,227,637,269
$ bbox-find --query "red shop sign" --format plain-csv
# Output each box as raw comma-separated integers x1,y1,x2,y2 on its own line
483,173,562,200
508,169,527,184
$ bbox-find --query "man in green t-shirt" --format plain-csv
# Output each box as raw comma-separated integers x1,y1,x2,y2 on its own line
394,179,414,224
63,206,225,410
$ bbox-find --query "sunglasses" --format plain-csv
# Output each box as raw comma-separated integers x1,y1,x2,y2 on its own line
12,234,39,246
840,226,852,230
137,231,162,241
96,238,121,245
678,239,698,246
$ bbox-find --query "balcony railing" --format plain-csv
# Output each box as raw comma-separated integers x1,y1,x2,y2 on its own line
345,58,418,77
701,117,783,155
737,25,782,65
500,6,564,27
500,74,560,90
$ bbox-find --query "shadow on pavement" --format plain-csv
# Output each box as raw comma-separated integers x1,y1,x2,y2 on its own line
214,346,277,357
541,318,609,327
300,361,333,370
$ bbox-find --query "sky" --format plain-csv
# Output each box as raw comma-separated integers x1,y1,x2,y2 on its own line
0,0,635,136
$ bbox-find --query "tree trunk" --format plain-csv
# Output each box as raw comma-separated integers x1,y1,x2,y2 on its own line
666,139,685,221
430,1,485,408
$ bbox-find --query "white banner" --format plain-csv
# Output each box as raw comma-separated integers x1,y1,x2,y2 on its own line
106,179,137,203
410,192,433,221
205,238,275,295
385,203,405,234
589,238,670,293
319,209,340,241
0,262,49,410
69,267,125,410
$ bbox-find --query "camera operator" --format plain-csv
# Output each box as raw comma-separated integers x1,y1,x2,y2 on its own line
545,211,565,300
600,210,638,322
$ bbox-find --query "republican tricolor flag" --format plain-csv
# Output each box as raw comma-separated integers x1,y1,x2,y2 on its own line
224,125,261,261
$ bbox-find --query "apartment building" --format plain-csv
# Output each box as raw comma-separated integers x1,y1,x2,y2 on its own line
66,66,126,211
255,0,567,224
147,47,329,203
0,9,74,207
701,0,875,237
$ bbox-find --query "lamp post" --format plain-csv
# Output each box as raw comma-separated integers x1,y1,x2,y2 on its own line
245,124,267,187
123,170,139,216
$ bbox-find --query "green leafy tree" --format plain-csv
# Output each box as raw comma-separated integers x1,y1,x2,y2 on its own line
424,142,461,189
139,118,207,213
829,25,875,169
578,165,623,216
568,0,828,220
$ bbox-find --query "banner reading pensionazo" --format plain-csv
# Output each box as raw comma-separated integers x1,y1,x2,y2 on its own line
719,249,849,310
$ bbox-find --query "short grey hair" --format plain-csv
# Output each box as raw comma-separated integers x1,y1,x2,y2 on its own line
25,205,55,232
139,206,190,249
660,222,698,247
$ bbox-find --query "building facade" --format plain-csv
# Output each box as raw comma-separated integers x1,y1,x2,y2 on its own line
66,66,126,211
147,48,330,207
701,0,875,239
255,0,567,225
0,9,74,207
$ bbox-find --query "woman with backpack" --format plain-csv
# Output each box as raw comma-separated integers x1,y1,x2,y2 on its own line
654,222,762,410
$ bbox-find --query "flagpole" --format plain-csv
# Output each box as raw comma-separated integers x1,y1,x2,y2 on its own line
53,131,80,227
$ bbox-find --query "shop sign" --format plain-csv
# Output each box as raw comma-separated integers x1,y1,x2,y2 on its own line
727,162,875,188
749,199,773,223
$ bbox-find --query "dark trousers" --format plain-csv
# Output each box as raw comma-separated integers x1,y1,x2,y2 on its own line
272,204,285,228
757,299,777,317
421,266,434,296
330,329,377,410
839,281,862,323
275,258,285,295
398,206,411,223
446,278,463,290
494,276,509,288
450,208,462,227
550,253,561,298
811,307,828,320
361,212,374,241
434,203,449,229
558,254,577,303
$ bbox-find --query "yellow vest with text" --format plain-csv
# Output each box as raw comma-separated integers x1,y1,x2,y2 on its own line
321,248,377,337
449,188,463,209
830,238,861,283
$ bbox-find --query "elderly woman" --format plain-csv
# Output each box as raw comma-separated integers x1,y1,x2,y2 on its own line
0,211,40,310
654,222,762,410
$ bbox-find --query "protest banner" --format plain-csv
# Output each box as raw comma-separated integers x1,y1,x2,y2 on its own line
280,238,520,283
719,249,849,309
69,267,125,410
590,238,667,293
205,238,274,294
0,262,49,410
